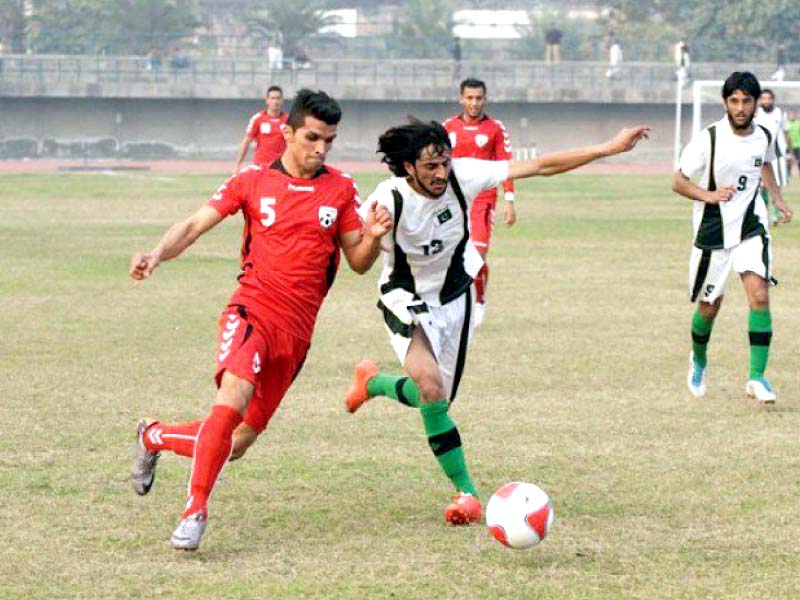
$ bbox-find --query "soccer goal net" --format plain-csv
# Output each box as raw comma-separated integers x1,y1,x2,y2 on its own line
674,77,800,168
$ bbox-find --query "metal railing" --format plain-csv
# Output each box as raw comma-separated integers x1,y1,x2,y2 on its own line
0,54,787,98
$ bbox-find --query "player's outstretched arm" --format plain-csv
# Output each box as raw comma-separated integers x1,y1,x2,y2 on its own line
761,162,794,224
341,202,393,274
672,171,734,205
507,125,650,179
130,205,223,281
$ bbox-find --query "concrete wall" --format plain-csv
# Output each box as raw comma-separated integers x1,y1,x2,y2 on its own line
0,96,697,163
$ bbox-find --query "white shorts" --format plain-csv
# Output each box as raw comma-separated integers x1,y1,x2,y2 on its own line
378,285,475,402
689,234,773,303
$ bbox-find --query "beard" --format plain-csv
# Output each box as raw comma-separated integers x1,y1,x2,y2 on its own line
727,110,754,131
761,104,775,113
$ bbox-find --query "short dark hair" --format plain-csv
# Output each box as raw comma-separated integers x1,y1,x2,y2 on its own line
460,78,486,95
378,120,451,177
286,89,341,129
722,72,761,101
761,88,775,99
266,85,283,96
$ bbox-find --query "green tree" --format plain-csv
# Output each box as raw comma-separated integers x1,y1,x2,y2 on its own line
26,0,200,55
244,0,340,59
394,0,456,59
0,0,28,53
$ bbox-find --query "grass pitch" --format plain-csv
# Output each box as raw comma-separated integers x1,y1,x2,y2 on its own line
2,171,800,599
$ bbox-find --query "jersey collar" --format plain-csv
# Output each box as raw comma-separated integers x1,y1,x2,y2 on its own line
271,159,328,179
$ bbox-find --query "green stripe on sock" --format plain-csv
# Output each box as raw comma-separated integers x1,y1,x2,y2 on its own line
748,308,772,379
366,373,420,407
691,309,714,368
420,400,477,496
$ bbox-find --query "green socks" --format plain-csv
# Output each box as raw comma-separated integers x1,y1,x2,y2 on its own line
367,375,478,496
691,309,714,368
420,400,477,496
367,374,421,407
748,308,772,379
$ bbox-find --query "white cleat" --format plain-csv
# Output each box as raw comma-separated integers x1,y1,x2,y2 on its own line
686,351,706,398
745,378,777,405
171,510,207,551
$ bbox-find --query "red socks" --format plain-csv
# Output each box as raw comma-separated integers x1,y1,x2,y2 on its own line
142,420,202,457
183,405,242,517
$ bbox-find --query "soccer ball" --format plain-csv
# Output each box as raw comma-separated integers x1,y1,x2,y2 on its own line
486,482,553,549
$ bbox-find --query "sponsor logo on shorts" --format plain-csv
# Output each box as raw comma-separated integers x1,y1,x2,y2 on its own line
704,284,715,298
319,206,338,228
218,315,239,361
253,351,261,374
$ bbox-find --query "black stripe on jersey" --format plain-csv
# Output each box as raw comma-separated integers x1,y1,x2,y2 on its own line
439,172,473,304
695,125,724,250
741,184,766,241
690,249,712,303
758,124,773,155
449,286,472,404
380,189,416,296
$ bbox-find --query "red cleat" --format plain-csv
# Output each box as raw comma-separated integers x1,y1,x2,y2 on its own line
345,359,379,413
444,492,482,525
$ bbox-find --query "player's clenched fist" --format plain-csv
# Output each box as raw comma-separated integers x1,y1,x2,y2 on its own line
704,185,735,205
130,252,160,281
364,201,393,239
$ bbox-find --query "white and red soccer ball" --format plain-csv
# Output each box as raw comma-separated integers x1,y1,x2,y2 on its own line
486,482,554,549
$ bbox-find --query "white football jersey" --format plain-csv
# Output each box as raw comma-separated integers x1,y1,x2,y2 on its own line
756,105,787,154
361,158,509,306
679,117,775,249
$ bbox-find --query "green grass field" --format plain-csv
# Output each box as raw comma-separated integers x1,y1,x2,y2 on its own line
2,171,800,599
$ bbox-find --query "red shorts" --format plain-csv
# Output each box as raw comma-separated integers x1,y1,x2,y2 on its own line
214,305,309,434
469,198,495,253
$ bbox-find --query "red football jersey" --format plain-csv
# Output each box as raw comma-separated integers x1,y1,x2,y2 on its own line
443,114,514,205
208,162,362,341
246,111,288,166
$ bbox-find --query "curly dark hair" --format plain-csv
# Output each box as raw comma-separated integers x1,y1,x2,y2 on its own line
377,120,451,177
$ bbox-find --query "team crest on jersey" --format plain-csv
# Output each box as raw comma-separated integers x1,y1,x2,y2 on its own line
475,134,489,148
436,207,453,225
260,122,271,134
754,157,763,167
319,206,338,228
448,132,457,147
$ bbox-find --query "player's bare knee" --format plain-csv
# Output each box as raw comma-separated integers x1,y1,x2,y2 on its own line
698,299,721,321
415,374,446,403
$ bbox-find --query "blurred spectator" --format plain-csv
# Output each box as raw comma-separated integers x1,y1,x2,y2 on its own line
771,48,786,81
606,37,622,79
268,38,283,70
292,47,311,70
674,39,691,81
451,36,462,81
146,48,162,71
168,49,191,70
544,27,563,64
0,42,4,76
